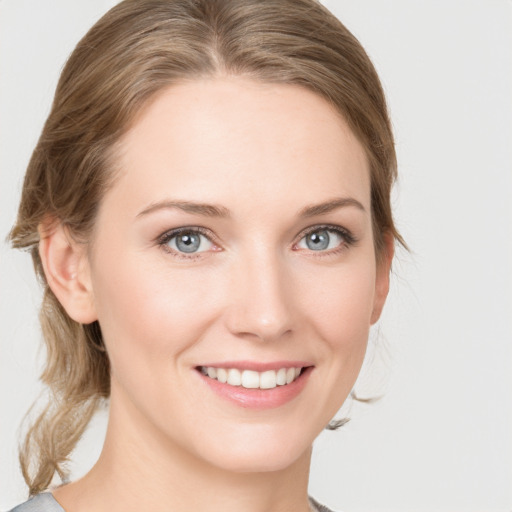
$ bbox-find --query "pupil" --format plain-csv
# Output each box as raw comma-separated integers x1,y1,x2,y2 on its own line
306,230,329,251
176,233,200,253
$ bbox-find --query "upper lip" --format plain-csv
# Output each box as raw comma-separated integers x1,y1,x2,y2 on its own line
196,360,313,372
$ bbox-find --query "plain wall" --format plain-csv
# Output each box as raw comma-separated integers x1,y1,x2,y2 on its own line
1,1,511,510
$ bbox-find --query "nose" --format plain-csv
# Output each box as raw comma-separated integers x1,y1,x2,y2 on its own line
224,248,295,343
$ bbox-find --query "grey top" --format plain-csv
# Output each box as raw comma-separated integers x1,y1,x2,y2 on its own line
9,493,336,512
8,494,64,512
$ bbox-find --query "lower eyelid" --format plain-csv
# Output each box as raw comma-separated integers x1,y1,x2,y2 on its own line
156,227,225,260
295,227,353,247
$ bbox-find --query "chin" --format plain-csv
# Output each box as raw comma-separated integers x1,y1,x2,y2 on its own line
190,423,314,474
208,451,307,474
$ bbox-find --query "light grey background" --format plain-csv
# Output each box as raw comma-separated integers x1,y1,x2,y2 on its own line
1,1,511,511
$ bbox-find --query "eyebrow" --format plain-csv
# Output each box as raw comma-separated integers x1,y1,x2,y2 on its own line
136,197,365,220
137,200,231,218
298,197,366,217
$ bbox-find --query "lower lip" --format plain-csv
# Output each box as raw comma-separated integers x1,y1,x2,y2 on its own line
196,367,313,410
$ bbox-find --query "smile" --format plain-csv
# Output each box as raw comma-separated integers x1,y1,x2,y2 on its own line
196,362,314,409
199,366,303,390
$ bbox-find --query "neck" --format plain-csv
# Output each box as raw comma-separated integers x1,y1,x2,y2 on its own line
53,387,313,512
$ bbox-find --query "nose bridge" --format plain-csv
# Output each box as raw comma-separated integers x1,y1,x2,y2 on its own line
225,243,294,342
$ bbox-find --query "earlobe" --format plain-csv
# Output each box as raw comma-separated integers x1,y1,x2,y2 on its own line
38,221,97,324
370,234,395,325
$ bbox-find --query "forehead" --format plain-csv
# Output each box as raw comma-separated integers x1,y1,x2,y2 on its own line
110,77,370,214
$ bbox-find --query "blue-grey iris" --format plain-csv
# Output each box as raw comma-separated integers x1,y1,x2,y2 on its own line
306,230,330,250
175,232,201,253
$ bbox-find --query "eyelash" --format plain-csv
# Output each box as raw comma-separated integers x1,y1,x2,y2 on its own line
294,224,357,256
156,224,357,260
157,226,216,260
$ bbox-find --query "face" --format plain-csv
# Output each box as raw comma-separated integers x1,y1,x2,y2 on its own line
83,77,390,473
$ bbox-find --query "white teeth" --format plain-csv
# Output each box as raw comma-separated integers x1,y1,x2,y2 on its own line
260,370,277,389
217,368,228,383
276,368,287,386
241,370,260,389
201,366,305,389
227,368,242,386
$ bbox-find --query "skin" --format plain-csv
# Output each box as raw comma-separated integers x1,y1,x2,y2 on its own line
42,77,393,512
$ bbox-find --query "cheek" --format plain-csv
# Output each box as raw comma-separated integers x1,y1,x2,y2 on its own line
300,260,377,351
89,251,222,377
281,257,378,426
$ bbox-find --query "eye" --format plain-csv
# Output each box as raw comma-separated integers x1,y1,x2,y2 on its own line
296,226,352,252
160,228,214,255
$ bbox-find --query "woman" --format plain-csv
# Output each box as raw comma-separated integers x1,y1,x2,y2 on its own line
8,0,402,510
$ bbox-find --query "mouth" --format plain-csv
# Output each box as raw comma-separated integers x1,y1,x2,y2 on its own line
195,363,314,409
197,365,305,390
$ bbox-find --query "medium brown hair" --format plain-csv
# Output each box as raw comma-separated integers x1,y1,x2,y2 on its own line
10,0,403,495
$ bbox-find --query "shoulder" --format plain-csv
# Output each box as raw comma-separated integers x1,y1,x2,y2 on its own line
10,493,335,512
8,493,64,512
309,496,339,512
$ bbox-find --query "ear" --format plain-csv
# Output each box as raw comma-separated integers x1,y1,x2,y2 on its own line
38,221,97,324
370,233,395,325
